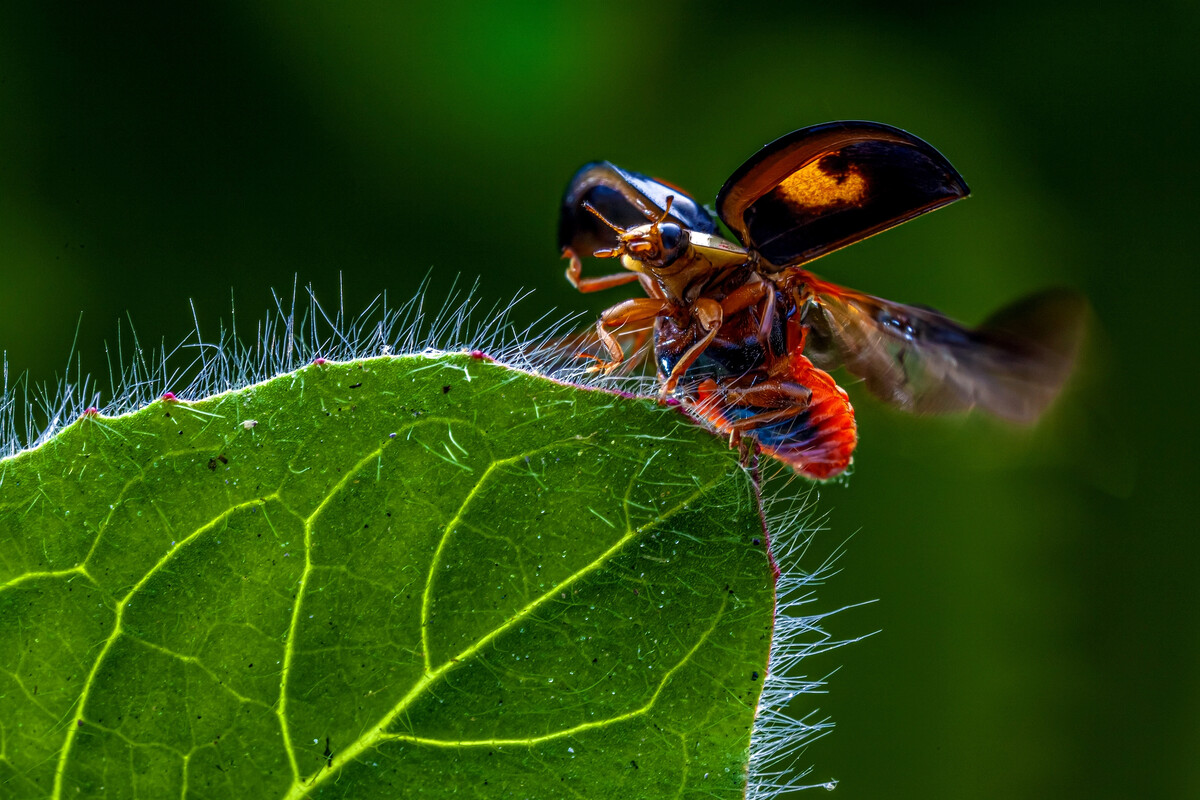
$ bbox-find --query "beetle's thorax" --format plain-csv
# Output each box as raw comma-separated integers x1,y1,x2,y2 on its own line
621,229,751,306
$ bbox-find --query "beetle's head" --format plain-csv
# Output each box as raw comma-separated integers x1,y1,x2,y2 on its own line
584,197,688,273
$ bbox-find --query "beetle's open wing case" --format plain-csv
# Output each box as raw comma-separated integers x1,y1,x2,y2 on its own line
716,121,969,269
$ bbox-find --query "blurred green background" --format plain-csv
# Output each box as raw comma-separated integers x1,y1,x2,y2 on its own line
2,2,1196,798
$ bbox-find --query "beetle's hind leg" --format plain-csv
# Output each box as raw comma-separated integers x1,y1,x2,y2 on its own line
720,380,815,431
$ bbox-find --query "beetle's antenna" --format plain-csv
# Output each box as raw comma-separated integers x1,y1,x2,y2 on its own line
582,201,626,235
648,195,676,245
656,196,675,226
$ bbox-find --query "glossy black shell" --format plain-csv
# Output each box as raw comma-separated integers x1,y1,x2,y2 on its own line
558,161,717,261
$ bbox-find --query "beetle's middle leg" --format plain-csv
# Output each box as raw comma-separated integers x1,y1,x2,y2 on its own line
659,298,724,399
580,297,672,373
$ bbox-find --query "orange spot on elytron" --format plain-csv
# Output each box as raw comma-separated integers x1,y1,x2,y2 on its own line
775,155,868,212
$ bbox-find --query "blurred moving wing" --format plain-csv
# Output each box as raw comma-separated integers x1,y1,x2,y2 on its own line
803,281,1085,423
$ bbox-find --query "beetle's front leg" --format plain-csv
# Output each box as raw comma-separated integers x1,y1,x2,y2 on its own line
563,247,641,293
580,297,672,373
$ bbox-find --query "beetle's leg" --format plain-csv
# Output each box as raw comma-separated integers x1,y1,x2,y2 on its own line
690,376,811,443
614,325,655,376
717,278,778,357
724,379,813,411
758,289,777,355
718,279,769,317
720,380,814,433
580,297,671,373
563,247,641,293
537,324,648,368
774,268,819,313
726,404,809,433
785,309,811,365
775,266,819,292
693,377,761,459
736,434,761,467
659,297,723,399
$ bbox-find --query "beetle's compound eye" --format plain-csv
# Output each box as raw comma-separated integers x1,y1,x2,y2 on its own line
658,223,685,260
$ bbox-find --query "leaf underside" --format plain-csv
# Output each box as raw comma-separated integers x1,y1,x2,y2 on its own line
0,354,773,799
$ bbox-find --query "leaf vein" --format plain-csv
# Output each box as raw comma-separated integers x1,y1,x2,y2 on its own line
280,470,730,800
49,494,277,800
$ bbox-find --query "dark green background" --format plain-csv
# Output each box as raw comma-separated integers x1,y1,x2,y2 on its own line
1,3,1195,798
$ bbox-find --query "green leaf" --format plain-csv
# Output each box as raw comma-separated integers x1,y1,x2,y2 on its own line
0,353,774,798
